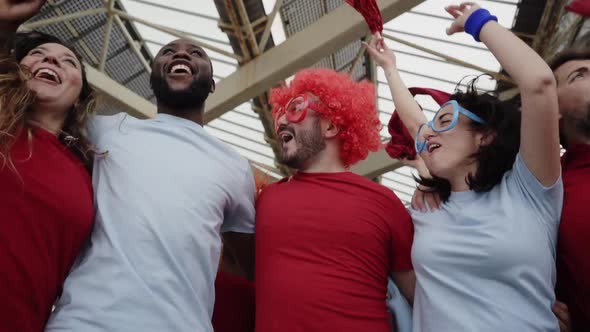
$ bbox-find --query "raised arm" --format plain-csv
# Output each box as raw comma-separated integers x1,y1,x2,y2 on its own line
446,3,560,186
365,37,427,138
0,0,46,53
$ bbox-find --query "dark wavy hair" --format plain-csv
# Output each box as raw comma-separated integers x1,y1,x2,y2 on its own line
548,47,590,72
417,78,521,202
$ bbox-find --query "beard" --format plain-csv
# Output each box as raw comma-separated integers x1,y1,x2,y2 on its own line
150,72,213,109
560,103,590,147
279,117,326,169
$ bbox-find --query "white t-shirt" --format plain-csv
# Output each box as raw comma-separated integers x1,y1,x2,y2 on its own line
411,154,563,332
45,113,256,332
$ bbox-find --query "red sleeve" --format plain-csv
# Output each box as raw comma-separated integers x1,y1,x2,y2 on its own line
388,200,414,271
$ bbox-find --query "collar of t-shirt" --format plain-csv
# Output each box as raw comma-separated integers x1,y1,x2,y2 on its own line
562,143,590,171
290,171,353,181
295,171,351,176
154,113,205,131
448,190,477,203
29,126,64,149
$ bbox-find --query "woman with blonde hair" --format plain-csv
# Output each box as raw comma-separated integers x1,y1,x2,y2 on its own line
0,1,97,331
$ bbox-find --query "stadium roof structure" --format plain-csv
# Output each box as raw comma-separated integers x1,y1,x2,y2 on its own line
22,0,583,204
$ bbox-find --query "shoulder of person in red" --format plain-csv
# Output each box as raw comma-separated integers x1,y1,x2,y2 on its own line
557,143,590,331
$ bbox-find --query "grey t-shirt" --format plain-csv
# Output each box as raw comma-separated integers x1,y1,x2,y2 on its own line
45,113,255,332
411,153,563,332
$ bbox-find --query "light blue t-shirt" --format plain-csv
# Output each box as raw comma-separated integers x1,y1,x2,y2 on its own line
386,278,412,332
411,153,563,332
45,113,256,332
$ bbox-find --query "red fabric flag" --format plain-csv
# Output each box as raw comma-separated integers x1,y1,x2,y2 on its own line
345,0,383,33
566,0,590,17
385,87,450,160
385,112,416,160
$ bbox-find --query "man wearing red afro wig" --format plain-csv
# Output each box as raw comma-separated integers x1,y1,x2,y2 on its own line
255,68,415,332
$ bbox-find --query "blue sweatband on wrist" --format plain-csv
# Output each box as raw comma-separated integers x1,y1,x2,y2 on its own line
464,8,498,42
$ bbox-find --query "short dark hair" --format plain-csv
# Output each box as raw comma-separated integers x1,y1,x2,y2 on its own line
549,47,590,72
417,79,521,202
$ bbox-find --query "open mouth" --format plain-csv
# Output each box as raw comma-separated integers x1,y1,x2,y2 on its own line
167,63,193,75
279,131,294,144
427,142,441,153
34,68,61,84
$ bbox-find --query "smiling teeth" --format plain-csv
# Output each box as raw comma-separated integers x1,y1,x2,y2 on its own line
428,143,441,152
170,64,191,74
35,68,60,83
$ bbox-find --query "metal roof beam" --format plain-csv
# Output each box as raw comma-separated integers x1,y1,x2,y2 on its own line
203,0,426,123
85,65,156,119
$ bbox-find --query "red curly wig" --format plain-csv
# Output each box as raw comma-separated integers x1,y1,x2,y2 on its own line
270,68,382,168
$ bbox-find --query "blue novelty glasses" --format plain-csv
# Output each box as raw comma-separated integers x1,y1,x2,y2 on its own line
415,100,486,154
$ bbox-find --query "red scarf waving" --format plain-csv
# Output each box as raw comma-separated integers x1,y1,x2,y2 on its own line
345,0,383,33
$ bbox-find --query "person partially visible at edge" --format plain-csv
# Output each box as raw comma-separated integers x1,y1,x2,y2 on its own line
212,247,255,332
44,38,255,332
0,1,96,331
255,68,415,332
366,2,562,331
548,47,590,332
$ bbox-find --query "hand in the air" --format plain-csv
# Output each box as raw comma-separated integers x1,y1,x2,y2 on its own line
0,0,46,25
445,2,481,35
363,33,397,70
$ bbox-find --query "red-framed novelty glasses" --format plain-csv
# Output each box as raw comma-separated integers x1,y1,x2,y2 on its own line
273,94,326,133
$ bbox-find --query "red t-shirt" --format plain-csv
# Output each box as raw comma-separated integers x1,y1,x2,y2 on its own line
255,172,413,332
557,144,590,331
212,271,255,332
0,128,94,332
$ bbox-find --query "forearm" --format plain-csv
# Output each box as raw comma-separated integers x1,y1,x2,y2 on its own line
391,270,415,305
414,157,430,178
383,66,428,138
480,18,559,185
479,22,555,95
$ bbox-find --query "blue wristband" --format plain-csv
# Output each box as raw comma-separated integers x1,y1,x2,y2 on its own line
464,8,498,42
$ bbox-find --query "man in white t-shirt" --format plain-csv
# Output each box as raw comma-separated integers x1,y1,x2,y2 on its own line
45,39,255,332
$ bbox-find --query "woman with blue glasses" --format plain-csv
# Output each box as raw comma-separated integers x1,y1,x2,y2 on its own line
367,2,563,332
414,100,486,155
